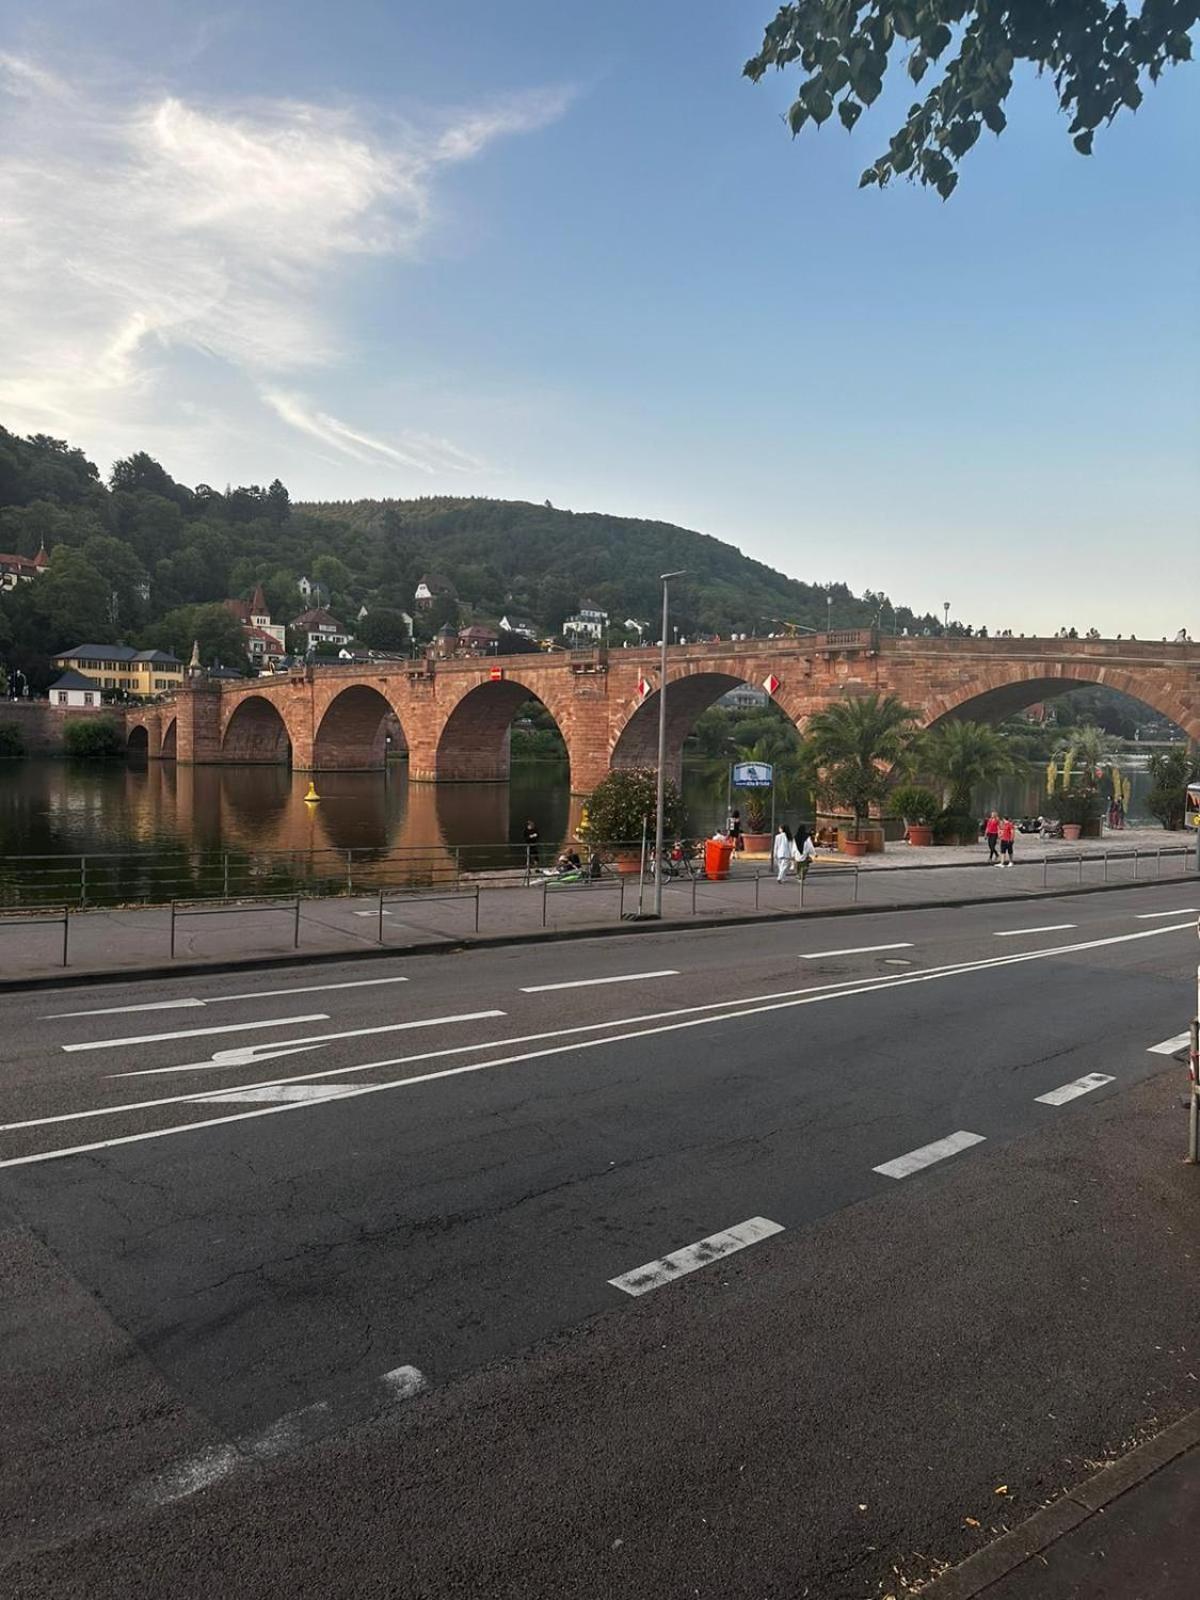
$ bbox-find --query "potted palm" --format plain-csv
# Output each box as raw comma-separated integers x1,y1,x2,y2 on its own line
805,694,919,857
923,721,1015,844
578,767,684,871
891,784,940,847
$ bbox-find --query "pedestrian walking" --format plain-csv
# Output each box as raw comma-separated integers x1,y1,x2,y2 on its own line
523,818,540,867
984,810,1000,863
792,825,816,882
728,808,745,852
773,823,793,882
998,814,1015,867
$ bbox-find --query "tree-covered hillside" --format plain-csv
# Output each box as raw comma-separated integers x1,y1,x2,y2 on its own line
0,425,944,689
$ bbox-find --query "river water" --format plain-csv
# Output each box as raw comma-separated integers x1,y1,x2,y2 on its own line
0,755,1161,905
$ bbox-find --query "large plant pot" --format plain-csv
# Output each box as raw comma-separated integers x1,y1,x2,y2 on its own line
1062,823,1082,842
610,849,644,874
906,824,933,847
742,832,771,854
840,836,869,858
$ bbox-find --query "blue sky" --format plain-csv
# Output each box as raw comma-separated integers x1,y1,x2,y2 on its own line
1,1,1196,636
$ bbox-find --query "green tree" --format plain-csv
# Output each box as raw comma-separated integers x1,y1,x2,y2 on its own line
357,607,412,651
1146,748,1199,830
579,768,684,846
922,719,1016,812
39,547,114,643
744,2,1196,197
64,717,124,760
143,604,248,670
1058,723,1110,792
806,692,919,837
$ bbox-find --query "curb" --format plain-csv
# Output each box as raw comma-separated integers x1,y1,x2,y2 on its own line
917,1408,1200,1599
0,864,1194,995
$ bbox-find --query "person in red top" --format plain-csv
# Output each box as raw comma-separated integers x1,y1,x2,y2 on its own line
998,815,1016,867
984,809,1001,864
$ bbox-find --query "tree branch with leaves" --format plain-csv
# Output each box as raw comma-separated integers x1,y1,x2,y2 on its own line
745,1,1196,196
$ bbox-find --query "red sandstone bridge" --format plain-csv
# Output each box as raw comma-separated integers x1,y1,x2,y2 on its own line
125,630,1200,793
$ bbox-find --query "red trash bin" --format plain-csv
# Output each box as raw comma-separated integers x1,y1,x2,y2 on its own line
704,838,734,881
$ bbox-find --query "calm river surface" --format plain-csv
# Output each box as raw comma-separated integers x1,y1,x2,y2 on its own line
0,755,1159,904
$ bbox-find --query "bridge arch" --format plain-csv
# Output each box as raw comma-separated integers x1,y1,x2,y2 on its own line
925,665,1200,743
312,684,407,771
433,676,577,785
221,695,292,764
161,717,177,759
609,665,810,782
126,724,149,757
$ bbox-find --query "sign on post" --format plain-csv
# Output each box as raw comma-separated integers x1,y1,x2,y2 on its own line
731,761,773,789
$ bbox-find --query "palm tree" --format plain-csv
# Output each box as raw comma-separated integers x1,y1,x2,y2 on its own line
805,693,919,839
923,720,1016,814
1058,723,1109,792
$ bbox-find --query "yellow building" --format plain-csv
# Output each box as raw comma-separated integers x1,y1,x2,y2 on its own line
52,644,184,698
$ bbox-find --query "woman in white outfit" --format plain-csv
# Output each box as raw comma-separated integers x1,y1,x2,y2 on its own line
773,823,793,882
792,826,816,881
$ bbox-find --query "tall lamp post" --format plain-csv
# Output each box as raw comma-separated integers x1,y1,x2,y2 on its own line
653,570,688,918
943,600,951,635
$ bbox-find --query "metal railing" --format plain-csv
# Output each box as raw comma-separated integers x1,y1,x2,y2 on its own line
170,896,301,958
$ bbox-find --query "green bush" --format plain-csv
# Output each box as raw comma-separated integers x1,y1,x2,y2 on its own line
933,809,979,843
578,767,683,846
1145,748,1198,830
890,784,940,825
64,717,124,761
1044,788,1102,827
0,723,25,759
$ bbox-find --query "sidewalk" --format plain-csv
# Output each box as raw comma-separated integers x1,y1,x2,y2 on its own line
0,840,1194,989
921,1410,1200,1599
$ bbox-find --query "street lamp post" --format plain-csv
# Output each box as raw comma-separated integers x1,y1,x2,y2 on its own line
943,600,951,635
826,591,833,634
653,570,688,918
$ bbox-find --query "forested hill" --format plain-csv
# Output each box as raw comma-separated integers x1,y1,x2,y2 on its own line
0,426,943,687
293,496,941,641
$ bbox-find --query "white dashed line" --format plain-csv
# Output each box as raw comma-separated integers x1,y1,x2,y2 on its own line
520,970,679,993
608,1217,784,1296
799,943,913,960
199,1084,361,1105
873,1131,986,1179
1035,1073,1115,1105
1148,1032,1191,1055
46,976,410,1019
993,924,1076,938
62,1015,330,1052
380,1365,428,1400
1136,908,1198,919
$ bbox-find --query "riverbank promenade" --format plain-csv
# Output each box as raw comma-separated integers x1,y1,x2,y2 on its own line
1,828,1193,986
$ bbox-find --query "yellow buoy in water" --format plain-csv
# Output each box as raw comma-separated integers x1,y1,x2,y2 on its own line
304,780,321,803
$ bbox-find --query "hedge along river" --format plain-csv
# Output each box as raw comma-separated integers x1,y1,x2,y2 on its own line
0,753,1162,906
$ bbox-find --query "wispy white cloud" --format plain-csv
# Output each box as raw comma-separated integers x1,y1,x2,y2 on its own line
0,58,569,475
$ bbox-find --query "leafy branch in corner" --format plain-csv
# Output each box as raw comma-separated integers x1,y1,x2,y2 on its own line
744,1,1197,196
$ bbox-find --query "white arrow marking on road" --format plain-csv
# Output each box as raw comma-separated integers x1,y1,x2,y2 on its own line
47,975,410,1019
62,1015,330,1052
520,970,679,993
873,1131,986,1179
200,1084,362,1104
800,943,913,959
1148,1032,1191,1055
1035,1073,1115,1105
993,924,1077,937
608,1217,784,1296
110,1010,507,1077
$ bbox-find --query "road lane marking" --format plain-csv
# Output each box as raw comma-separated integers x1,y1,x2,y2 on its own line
47,975,410,1019
4,921,1193,1166
200,1084,361,1104
61,1015,330,1052
799,943,913,959
1035,1073,1115,1105
520,970,679,993
993,924,1076,937
1136,909,1199,919
1148,1032,1191,1055
608,1217,784,1296
111,1010,507,1077
873,1131,986,1179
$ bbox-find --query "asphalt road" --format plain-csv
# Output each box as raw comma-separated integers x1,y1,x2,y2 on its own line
2,880,1198,1597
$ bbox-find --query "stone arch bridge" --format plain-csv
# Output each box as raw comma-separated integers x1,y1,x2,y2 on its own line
123,631,1200,794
